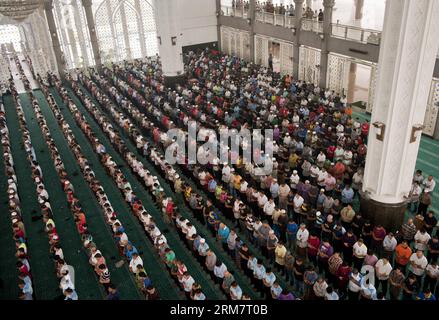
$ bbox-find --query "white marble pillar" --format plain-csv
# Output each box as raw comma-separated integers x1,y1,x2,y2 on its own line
293,0,304,79
319,0,335,89
81,0,102,69
361,0,439,228
134,0,147,58
44,0,65,77
153,0,185,86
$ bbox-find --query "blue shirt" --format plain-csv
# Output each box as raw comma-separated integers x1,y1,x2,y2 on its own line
287,223,298,236
264,272,276,286
124,244,138,260
271,285,283,299
208,179,217,192
254,265,266,280
341,188,354,203
218,226,230,243
417,292,436,300
193,237,201,251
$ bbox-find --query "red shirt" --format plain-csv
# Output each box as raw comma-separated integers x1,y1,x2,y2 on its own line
162,115,169,128
327,146,336,159
336,266,352,286
19,264,30,277
307,237,321,257
361,122,369,136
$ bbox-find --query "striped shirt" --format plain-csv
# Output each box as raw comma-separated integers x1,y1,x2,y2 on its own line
401,223,417,240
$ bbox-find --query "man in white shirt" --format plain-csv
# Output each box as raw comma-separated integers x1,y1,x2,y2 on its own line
382,232,398,260
334,146,344,161
293,193,304,218
316,151,326,168
198,238,209,257
348,268,362,301
230,281,243,300
317,168,328,188
296,224,309,257
409,250,428,280
375,258,392,296
129,252,143,273
185,223,197,241
414,229,431,251
423,175,436,193
290,170,300,190
257,192,268,209
408,181,422,213
240,180,248,194
59,269,75,291
181,272,195,298
214,261,228,282
353,239,368,271
222,164,231,183
263,199,276,217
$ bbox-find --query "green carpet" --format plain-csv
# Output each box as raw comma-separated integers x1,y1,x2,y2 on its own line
3,94,61,299
0,117,20,300
18,92,108,300
75,81,260,299
60,84,224,300
30,90,144,300
45,88,181,300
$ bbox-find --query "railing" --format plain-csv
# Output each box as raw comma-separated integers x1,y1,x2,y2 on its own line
331,23,381,45
255,11,296,29
264,12,274,24
285,15,296,29
220,8,381,46
221,5,249,18
301,18,323,33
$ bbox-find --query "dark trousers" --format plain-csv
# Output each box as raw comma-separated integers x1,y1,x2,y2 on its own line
423,275,437,292
353,256,364,271
375,277,388,296
342,247,353,265
417,203,429,216
348,290,359,301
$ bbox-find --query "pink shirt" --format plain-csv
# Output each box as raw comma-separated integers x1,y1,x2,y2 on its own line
364,254,378,267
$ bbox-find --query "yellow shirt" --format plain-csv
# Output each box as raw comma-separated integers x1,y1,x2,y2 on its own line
18,242,27,253
184,187,192,200
289,154,299,168
46,218,55,229
233,175,242,190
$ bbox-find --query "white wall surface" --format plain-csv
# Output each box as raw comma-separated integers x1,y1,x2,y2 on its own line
180,0,218,46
